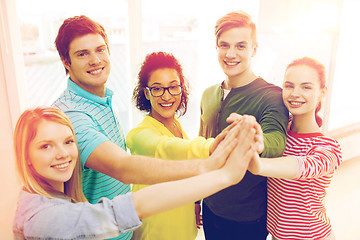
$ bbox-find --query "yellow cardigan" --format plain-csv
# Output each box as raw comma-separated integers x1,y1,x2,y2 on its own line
126,116,213,240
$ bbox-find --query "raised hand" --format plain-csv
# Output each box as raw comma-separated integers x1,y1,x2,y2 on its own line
205,123,241,171
223,118,256,184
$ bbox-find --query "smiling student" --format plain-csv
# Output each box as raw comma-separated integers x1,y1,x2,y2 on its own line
199,11,289,240
51,16,244,240
127,52,233,240
247,57,343,240
12,106,257,240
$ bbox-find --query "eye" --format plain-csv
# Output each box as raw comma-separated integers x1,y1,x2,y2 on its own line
97,47,106,53
77,52,87,57
66,139,75,145
218,43,229,49
40,144,50,150
283,83,293,89
236,44,246,50
152,87,162,91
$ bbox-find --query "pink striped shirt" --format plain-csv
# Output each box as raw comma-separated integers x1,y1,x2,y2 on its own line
267,129,342,240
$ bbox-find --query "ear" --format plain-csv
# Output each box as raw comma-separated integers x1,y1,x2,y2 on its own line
320,86,327,101
62,59,71,71
251,42,258,57
144,88,151,100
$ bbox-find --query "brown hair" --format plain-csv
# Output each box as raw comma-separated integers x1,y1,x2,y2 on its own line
286,57,326,127
55,15,110,75
133,52,189,116
215,11,257,46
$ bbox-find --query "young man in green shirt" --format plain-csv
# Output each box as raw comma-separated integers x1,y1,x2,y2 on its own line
199,11,289,240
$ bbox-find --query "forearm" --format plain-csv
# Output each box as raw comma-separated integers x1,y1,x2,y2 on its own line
87,141,207,185
256,156,299,179
132,169,231,219
116,155,207,185
261,131,287,157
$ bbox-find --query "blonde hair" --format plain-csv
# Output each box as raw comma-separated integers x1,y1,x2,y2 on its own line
13,106,87,202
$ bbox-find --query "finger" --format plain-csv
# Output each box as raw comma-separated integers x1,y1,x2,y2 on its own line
226,113,243,123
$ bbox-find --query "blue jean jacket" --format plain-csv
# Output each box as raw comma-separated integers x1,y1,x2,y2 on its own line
13,190,142,239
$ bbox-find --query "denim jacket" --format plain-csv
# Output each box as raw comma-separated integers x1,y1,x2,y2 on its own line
13,190,142,239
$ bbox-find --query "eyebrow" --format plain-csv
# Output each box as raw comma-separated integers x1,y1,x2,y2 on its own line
149,80,180,86
218,40,249,45
72,44,107,55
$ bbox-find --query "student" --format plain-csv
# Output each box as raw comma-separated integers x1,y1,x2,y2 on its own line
12,106,257,240
127,52,228,240
52,15,236,240
247,57,342,240
199,11,289,239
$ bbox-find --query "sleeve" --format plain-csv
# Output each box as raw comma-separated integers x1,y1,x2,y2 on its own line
127,127,213,160
294,141,343,180
23,193,142,239
259,91,289,158
65,111,110,168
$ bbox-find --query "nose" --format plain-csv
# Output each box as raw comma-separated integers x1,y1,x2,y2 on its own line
56,145,69,160
161,88,172,100
289,87,301,97
89,53,101,65
226,47,236,58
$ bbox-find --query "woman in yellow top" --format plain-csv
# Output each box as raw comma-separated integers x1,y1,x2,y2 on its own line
127,52,223,240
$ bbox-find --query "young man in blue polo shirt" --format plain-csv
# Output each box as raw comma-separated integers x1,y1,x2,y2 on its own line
52,15,235,240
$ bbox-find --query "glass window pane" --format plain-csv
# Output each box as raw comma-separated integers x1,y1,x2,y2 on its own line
15,0,131,131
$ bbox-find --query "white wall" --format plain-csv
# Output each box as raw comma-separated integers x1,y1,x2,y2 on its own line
0,0,26,238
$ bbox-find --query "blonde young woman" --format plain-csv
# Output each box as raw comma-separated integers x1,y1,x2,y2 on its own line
13,106,258,239
247,57,343,240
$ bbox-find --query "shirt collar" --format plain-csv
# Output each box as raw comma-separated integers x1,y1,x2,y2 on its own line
67,78,113,105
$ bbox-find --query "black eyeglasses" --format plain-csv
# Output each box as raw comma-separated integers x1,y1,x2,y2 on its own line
146,85,182,97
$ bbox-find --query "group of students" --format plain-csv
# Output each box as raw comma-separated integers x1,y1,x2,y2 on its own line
12,10,342,240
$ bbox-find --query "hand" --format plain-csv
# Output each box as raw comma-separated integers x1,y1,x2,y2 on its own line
205,123,241,171
223,118,256,184
209,119,240,155
195,202,202,228
227,113,264,154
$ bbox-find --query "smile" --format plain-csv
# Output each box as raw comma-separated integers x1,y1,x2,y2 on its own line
87,67,103,75
52,161,71,169
288,101,304,107
160,103,174,107
224,60,240,66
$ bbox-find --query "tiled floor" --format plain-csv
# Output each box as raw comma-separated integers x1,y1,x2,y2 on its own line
195,157,360,240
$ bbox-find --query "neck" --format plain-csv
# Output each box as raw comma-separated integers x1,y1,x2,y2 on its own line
291,113,321,133
224,70,257,89
149,112,182,138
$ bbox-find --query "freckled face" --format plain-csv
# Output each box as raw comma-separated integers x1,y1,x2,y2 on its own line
145,68,182,123
282,65,325,117
28,120,78,192
64,34,111,97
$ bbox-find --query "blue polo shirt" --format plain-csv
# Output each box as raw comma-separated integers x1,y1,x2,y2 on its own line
53,79,132,240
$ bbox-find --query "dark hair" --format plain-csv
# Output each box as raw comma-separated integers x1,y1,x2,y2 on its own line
286,57,326,127
55,15,110,74
215,11,257,46
133,52,189,116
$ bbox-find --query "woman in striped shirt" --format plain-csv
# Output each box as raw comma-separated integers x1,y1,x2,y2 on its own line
248,57,343,240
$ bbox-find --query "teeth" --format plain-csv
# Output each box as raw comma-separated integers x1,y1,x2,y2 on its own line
53,162,70,169
89,68,102,74
225,61,238,66
289,101,303,106
161,103,173,107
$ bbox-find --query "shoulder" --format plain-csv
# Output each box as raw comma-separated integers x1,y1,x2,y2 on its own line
126,117,163,147
202,83,222,95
